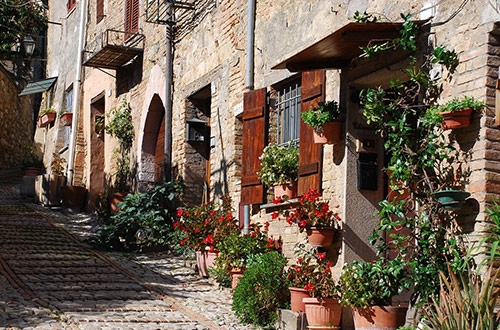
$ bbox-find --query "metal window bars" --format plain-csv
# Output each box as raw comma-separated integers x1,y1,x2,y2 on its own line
277,82,301,145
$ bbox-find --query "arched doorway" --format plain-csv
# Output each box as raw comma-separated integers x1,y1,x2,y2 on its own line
138,94,165,191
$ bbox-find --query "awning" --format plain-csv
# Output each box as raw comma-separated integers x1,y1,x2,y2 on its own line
19,77,57,96
272,20,428,72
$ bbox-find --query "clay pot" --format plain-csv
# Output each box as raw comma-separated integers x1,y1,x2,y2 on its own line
306,227,336,247
39,112,56,127
196,248,217,277
274,181,298,199
439,108,472,130
24,167,42,177
109,192,130,214
230,268,245,289
61,185,87,213
303,297,341,328
289,287,309,313
353,306,408,330
312,120,342,144
60,112,73,126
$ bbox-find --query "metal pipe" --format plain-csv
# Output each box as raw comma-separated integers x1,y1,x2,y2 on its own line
245,0,255,90
243,204,250,234
67,0,88,184
164,2,173,182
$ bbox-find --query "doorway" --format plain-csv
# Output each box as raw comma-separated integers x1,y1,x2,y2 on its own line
89,94,105,211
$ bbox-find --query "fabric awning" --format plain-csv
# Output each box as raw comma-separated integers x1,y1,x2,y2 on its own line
19,77,57,96
272,20,428,72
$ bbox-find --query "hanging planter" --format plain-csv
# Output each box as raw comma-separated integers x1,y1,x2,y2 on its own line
303,297,342,328
289,287,309,313
312,120,342,144
306,227,336,247
39,111,56,127
432,190,470,210
59,112,73,126
301,101,344,145
353,306,408,330
435,96,486,131
274,181,298,199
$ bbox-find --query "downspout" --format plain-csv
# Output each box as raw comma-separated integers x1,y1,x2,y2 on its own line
67,0,88,184
243,0,256,234
164,2,173,182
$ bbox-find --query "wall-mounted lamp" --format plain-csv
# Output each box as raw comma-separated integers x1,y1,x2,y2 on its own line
23,36,36,57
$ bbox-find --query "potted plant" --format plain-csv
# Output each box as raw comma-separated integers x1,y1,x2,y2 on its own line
339,258,409,330
294,251,341,328
278,189,341,247
38,107,57,127
301,100,343,144
23,146,44,176
38,153,66,206
59,110,73,126
258,141,299,199
434,96,486,130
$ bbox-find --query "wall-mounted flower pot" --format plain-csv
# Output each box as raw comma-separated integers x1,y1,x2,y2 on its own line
289,287,309,313
61,185,87,213
432,190,470,210
306,227,336,247
274,181,297,199
312,120,342,144
439,108,472,130
353,306,408,330
109,192,130,214
39,112,56,127
303,297,341,328
230,268,245,289
60,112,73,126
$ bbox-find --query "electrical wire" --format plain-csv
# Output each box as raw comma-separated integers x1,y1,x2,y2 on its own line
0,0,33,8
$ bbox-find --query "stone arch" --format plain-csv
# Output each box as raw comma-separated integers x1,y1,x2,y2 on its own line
137,94,165,192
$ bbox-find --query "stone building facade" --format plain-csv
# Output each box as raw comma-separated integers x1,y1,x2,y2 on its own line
37,0,500,326
0,64,33,170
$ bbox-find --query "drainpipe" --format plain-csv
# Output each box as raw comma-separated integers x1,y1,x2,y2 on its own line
243,0,256,233
67,0,88,184
164,2,173,182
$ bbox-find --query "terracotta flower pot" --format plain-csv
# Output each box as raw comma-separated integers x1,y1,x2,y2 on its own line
196,249,217,277
303,297,341,328
60,112,73,126
109,192,130,214
312,120,342,144
289,287,310,313
230,268,245,289
274,181,298,199
24,167,42,177
439,108,472,130
306,227,336,247
353,306,408,330
39,112,56,127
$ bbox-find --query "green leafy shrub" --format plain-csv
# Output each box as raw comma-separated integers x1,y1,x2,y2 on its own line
301,101,342,132
258,141,299,186
94,182,182,250
339,258,409,309
232,251,289,329
435,96,486,113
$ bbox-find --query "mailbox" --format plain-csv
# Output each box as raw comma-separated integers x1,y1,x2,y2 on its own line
357,152,378,191
186,118,207,142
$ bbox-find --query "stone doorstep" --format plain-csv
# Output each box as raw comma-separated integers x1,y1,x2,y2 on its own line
279,309,307,330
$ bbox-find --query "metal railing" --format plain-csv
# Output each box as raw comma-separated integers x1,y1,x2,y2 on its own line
83,29,145,63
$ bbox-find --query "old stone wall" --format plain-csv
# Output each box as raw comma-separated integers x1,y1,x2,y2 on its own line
0,65,33,170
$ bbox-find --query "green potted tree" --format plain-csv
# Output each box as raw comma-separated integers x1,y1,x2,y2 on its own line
38,107,56,127
302,100,343,144
277,189,341,247
59,110,73,126
339,258,409,330
258,141,299,199
434,96,486,130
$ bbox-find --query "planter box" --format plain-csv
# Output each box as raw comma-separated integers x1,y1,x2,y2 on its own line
303,297,341,328
439,108,472,130
39,112,56,127
353,306,408,330
59,112,73,126
312,120,342,144
306,227,336,247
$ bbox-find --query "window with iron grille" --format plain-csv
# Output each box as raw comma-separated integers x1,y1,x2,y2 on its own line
276,79,301,144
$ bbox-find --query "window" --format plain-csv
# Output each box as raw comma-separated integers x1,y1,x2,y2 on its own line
64,88,73,147
276,79,301,144
125,0,139,38
67,0,76,13
97,0,104,23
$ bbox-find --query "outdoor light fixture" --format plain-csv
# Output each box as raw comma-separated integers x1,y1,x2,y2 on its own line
23,36,35,57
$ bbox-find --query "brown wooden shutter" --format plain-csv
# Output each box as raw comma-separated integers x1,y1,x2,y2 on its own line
298,70,325,195
97,0,104,23
131,0,139,33
241,88,268,205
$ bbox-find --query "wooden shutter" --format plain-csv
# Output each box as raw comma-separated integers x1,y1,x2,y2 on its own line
241,88,268,205
298,70,325,195
67,0,76,12
97,0,104,23
125,0,139,33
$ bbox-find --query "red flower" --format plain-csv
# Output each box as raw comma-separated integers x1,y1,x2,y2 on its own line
196,211,201,216
272,196,282,205
226,214,233,221
314,209,321,216
180,240,185,246
177,208,183,217
208,245,214,253
265,221,270,227
173,221,179,229
335,213,341,220
204,221,209,225
219,216,225,221
317,252,326,260
194,228,199,233
251,232,257,237
321,203,329,212
272,212,279,220
210,211,215,216
295,266,301,272
268,238,274,243
327,261,333,267
206,234,214,243
266,243,273,248
304,283,315,291
299,220,307,227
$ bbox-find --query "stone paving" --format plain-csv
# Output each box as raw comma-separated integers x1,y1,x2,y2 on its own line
0,179,253,330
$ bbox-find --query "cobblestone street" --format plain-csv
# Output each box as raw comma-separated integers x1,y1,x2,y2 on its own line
0,178,251,330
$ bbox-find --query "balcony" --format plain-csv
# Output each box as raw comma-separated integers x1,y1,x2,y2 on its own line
83,29,145,70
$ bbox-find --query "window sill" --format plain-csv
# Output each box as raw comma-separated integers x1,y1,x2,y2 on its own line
260,198,300,210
